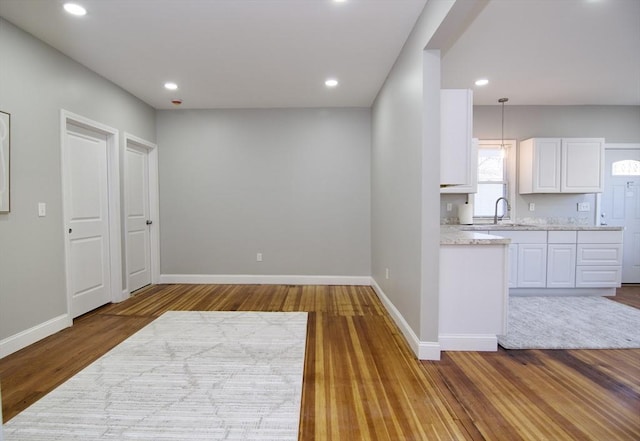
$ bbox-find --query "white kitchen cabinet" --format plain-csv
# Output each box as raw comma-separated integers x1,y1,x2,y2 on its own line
519,138,605,194
518,244,548,288
546,230,577,288
492,230,547,288
440,89,476,192
575,230,623,288
508,243,518,288
547,244,577,288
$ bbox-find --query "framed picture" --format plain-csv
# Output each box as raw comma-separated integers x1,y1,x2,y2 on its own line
0,110,9,213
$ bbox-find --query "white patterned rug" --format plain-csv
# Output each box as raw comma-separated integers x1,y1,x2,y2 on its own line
3,311,308,440
498,296,640,350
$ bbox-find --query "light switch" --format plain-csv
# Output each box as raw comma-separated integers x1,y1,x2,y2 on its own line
38,202,46,217
528,203,535,211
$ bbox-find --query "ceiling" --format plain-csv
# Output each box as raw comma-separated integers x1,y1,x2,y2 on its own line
0,0,428,109
1,0,638,109
442,0,640,106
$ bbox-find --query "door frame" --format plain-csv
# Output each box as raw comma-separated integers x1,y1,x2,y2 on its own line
123,133,160,296
595,143,640,226
60,110,123,319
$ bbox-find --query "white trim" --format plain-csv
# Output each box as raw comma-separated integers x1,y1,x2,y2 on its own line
370,279,441,361
439,334,498,351
123,133,161,296
60,110,123,313
0,314,71,359
159,274,372,286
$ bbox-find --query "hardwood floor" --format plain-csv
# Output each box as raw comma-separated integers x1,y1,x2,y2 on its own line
2,284,639,440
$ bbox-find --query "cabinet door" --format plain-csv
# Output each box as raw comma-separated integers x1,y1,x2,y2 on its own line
561,138,604,192
519,138,561,193
517,244,547,287
508,243,518,288
440,89,473,189
547,244,576,288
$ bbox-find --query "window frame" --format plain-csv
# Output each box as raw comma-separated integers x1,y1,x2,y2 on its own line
470,139,517,222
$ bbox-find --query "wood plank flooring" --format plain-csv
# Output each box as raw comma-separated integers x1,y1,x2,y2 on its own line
1,284,639,440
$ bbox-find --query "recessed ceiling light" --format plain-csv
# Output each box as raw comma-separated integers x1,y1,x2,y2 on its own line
325,78,339,88
334,0,347,3
63,3,87,16
164,82,178,90
475,78,489,86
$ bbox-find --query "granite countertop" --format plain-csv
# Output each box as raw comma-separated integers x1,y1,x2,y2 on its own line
440,227,511,245
457,224,624,232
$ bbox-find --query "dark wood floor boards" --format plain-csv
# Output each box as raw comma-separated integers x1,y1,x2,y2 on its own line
1,283,639,440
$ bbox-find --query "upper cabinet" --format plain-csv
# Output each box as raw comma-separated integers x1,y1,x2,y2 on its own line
519,138,604,194
440,89,477,193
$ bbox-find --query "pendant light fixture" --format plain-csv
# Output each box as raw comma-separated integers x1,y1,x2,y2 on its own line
498,97,509,157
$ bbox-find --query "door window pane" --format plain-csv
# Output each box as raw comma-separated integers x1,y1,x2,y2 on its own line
612,160,640,176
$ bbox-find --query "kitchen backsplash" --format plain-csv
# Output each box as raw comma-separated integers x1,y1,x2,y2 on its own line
441,193,598,226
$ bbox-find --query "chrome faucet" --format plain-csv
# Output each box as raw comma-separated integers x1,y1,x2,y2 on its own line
494,197,511,224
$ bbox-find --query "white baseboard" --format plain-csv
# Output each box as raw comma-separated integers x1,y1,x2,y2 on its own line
510,287,617,296
439,334,498,351
159,274,372,286
0,314,71,359
370,279,441,361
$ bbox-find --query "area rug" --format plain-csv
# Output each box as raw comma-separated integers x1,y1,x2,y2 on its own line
3,311,308,440
498,296,640,349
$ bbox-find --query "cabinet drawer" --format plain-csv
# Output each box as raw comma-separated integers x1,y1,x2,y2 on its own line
548,230,577,244
492,230,546,244
577,230,623,244
575,266,622,287
577,244,623,265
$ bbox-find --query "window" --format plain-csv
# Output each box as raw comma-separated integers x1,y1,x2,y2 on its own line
472,140,517,220
612,160,640,176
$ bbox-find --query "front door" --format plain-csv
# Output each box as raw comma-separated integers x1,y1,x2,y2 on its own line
64,123,112,317
125,143,152,292
601,147,640,283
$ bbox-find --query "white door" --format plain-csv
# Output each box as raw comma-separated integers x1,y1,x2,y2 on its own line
125,144,152,292
64,124,111,317
601,147,640,283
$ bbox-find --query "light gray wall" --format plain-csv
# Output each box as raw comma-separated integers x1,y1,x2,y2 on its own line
156,108,371,276
371,0,455,342
0,18,155,340
440,105,640,224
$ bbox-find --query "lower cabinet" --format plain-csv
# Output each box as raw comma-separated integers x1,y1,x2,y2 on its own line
575,232,623,287
508,244,518,288
480,228,622,291
517,244,547,288
492,231,547,288
547,244,577,288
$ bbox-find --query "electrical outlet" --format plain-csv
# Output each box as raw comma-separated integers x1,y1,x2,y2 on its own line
38,202,46,217
577,202,590,212
256,253,263,262
446,203,452,212
528,203,535,211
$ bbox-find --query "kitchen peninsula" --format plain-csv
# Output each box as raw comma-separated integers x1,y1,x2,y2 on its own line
439,227,510,351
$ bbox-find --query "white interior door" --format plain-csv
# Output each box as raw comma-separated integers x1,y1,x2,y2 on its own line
602,147,640,283
64,123,111,317
125,143,152,292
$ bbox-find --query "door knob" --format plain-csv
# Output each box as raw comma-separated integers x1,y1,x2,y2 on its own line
146,220,153,225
